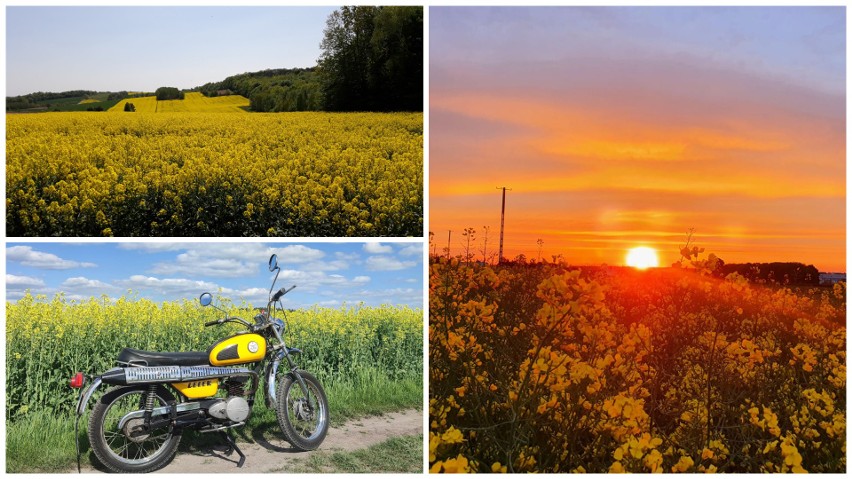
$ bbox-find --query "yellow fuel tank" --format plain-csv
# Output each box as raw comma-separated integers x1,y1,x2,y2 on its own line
208,333,267,366
172,379,219,399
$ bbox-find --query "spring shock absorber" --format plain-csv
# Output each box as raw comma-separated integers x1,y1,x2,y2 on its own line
143,384,157,425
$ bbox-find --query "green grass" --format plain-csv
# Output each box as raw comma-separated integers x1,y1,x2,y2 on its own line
6,410,80,473
287,434,423,473
6,371,422,473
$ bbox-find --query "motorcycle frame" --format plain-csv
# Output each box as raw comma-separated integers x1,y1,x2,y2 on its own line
76,256,314,423
75,327,308,422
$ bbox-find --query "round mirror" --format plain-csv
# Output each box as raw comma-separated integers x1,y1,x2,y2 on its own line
268,254,279,272
199,292,213,307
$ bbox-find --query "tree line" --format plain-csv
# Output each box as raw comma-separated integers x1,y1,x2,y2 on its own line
197,6,422,112
713,262,821,285
7,6,422,113
193,67,322,112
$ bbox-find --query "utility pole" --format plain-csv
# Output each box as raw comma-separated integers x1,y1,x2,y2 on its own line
496,186,511,264
447,230,452,259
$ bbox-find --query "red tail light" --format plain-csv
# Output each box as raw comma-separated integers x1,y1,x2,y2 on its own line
70,372,85,389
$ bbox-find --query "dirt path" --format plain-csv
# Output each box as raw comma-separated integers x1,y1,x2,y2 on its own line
74,409,423,473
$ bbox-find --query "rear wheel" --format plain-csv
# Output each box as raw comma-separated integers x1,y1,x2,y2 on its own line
275,370,329,450
88,385,182,473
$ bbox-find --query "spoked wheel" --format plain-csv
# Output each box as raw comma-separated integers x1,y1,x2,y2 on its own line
88,385,182,473
275,370,329,450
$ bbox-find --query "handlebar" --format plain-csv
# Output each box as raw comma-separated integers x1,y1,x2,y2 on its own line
271,285,296,302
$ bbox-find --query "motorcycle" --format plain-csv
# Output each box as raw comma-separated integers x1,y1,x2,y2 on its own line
70,254,329,473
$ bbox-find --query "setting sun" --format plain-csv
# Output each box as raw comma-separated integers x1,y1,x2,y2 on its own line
626,246,659,269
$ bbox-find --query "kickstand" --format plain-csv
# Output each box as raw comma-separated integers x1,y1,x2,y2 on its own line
219,430,246,468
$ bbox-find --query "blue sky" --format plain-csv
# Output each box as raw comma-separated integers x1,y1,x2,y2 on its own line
6,6,338,96
6,242,423,309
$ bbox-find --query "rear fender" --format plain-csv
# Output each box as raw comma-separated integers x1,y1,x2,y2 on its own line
75,376,103,416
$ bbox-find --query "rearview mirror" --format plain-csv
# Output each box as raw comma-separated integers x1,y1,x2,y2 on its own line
269,254,279,272
199,292,213,307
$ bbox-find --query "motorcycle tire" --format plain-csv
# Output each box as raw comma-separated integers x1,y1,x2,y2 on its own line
275,370,329,451
88,384,182,473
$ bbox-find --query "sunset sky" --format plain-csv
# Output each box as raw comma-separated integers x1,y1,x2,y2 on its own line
430,7,845,272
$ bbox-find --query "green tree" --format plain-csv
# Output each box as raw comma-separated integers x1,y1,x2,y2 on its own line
155,87,184,101
369,6,423,111
318,6,422,111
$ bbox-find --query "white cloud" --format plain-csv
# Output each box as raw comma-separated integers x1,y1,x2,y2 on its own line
399,244,424,257
152,256,258,278
318,286,423,308
275,245,326,263
358,287,424,306
7,246,96,269
6,274,49,300
302,259,350,272
55,277,122,301
335,252,361,262
7,274,45,288
146,244,274,278
140,244,328,278
124,243,339,279
228,287,271,305
118,243,191,253
363,243,393,254
365,256,417,271
273,269,374,295
116,275,231,298
61,277,120,293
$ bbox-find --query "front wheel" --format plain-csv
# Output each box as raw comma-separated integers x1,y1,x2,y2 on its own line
88,384,182,473
275,370,329,450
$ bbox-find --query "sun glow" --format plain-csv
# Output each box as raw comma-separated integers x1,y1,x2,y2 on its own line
626,247,659,270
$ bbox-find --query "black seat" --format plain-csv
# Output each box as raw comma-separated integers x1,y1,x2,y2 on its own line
117,348,209,367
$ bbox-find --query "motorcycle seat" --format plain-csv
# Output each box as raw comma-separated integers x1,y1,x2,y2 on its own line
117,347,209,367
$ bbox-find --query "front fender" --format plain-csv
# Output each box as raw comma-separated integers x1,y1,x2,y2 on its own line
75,376,103,416
265,350,287,407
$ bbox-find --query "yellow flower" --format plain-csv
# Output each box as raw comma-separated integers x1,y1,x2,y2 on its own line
672,455,694,473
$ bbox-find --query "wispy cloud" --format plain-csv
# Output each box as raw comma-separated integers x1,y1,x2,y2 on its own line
366,256,417,271
363,243,394,254
430,7,845,272
7,246,96,269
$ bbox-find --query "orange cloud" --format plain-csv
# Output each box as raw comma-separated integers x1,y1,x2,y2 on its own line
430,45,845,272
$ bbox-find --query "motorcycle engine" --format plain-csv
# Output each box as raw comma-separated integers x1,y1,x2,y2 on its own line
208,397,251,423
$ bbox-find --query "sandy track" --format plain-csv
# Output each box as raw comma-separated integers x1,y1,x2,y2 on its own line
72,409,423,473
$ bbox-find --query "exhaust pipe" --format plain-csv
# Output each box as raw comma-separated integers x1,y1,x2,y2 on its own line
101,365,253,385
